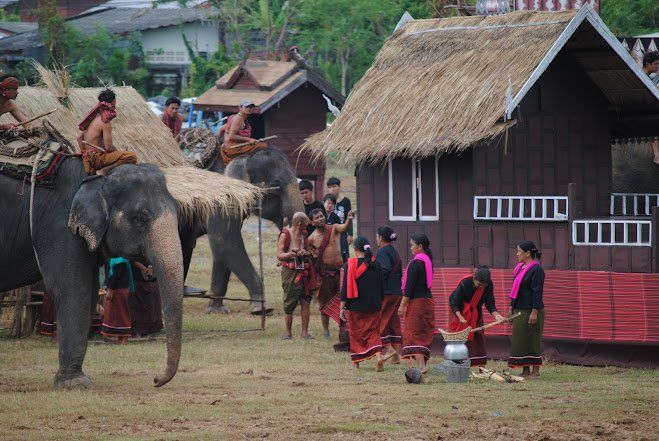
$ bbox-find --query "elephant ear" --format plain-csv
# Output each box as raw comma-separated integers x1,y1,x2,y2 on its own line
68,177,109,252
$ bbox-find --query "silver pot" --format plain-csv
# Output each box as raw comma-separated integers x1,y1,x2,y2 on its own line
443,340,469,361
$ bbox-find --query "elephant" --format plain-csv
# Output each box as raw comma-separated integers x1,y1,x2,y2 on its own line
0,159,183,389
180,145,303,314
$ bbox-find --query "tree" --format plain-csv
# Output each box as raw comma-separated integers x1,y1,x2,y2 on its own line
601,0,658,36
181,33,235,96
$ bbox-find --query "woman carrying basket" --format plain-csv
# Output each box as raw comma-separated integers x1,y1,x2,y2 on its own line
508,241,545,378
448,266,505,367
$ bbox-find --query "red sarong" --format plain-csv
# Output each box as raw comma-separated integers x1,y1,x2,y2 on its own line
402,297,435,361
129,278,163,336
380,295,402,344
102,288,131,337
347,310,382,362
161,112,182,138
39,290,56,336
447,277,484,341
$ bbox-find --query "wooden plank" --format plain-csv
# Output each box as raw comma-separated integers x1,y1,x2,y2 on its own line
554,226,569,269
539,227,555,269
458,224,474,267
631,247,652,273
491,225,508,268
573,246,590,270
589,247,611,270
611,248,632,273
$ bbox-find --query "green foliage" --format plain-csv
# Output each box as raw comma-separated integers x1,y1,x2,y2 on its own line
181,32,235,97
0,8,19,21
601,0,658,36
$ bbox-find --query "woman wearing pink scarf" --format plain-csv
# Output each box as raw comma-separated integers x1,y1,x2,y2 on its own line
398,234,435,374
508,240,545,378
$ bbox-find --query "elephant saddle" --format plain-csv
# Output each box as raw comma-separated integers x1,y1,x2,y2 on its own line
0,127,66,189
220,141,267,166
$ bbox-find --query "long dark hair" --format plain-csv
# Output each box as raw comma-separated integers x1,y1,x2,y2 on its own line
411,233,433,263
377,226,397,243
474,265,491,285
353,236,373,261
517,240,542,259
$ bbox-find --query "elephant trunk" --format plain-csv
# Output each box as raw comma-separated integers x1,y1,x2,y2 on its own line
144,212,183,387
283,181,304,226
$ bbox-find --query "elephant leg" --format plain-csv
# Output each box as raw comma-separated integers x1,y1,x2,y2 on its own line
206,258,231,314
179,224,198,281
207,219,272,315
51,270,95,389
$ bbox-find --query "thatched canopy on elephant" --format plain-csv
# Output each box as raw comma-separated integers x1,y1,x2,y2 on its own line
0,72,260,220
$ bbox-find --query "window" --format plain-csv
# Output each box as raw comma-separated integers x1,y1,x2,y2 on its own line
388,158,439,221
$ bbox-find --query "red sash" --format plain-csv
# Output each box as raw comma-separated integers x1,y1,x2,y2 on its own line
279,228,316,296
447,277,484,341
78,101,117,131
346,257,370,299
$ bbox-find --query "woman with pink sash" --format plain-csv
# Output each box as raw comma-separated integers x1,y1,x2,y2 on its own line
508,241,545,378
399,234,435,374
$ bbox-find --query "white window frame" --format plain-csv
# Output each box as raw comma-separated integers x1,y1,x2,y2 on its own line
388,160,417,221
388,159,439,222
418,158,440,221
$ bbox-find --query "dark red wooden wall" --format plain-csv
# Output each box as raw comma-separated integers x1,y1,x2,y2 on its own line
355,51,656,273
265,85,327,199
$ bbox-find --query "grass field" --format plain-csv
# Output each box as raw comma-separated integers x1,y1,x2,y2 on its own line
1,162,658,441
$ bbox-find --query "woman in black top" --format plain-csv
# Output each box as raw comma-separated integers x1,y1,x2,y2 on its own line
375,226,403,364
508,240,545,378
340,236,385,371
399,234,435,374
448,266,504,367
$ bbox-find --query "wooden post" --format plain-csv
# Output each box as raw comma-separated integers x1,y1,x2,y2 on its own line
258,195,266,331
652,206,658,274
10,286,34,337
567,183,577,270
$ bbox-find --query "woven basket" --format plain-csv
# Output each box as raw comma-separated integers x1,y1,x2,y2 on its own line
437,327,471,342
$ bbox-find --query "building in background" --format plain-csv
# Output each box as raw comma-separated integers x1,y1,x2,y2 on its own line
304,7,658,367
0,21,35,39
195,53,345,199
0,7,219,95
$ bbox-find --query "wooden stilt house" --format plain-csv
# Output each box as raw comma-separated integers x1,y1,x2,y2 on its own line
304,7,659,367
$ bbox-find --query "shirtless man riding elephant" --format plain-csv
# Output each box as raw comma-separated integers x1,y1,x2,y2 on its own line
308,208,354,339
76,88,137,176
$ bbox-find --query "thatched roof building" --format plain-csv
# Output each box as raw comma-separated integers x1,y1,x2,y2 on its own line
303,7,658,165
0,77,259,219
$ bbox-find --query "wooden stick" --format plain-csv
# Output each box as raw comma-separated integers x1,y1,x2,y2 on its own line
82,140,107,153
472,311,521,333
16,109,57,127
224,135,277,150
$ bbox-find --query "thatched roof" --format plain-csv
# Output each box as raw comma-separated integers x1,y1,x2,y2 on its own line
0,71,259,219
303,7,659,165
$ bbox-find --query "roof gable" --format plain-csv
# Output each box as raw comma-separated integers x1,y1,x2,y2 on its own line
303,6,658,165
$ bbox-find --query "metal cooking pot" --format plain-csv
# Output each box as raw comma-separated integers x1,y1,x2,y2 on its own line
443,339,469,361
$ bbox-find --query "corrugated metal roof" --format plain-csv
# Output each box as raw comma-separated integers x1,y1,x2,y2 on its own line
84,0,208,14
0,21,37,34
0,0,19,7
0,7,219,52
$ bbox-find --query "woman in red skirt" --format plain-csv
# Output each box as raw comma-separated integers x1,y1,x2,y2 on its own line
340,236,385,371
375,226,403,364
448,266,504,367
399,234,435,374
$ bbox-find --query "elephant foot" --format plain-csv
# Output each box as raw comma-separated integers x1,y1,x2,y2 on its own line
206,305,231,314
250,302,274,316
54,372,92,390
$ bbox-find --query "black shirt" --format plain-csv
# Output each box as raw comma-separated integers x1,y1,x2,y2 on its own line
376,244,402,295
449,277,496,321
335,197,352,259
340,258,383,312
326,211,341,226
403,259,432,299
511,264,545,310
304,200,326,235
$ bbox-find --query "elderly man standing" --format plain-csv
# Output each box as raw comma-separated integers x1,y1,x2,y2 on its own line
277,212,316,340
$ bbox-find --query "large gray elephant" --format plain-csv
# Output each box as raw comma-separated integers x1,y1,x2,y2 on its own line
0,159,183,389
180,146,303,314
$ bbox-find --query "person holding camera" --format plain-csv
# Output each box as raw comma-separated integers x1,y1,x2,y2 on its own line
277,212,316,340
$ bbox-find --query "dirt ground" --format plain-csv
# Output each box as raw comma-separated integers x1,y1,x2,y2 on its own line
1,162,657,441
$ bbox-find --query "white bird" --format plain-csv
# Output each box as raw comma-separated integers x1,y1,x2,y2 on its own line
323,94,340,118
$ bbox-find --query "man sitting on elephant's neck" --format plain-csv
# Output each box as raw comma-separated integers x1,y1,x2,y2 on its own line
76,88,137,176
220,98,267,165
277,212,315,340
0,75,30,131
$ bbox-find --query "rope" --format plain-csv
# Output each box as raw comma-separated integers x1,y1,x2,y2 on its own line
29,148,47,273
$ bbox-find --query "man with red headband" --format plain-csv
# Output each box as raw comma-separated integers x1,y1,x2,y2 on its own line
0,75,30,131
76,88,137,175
